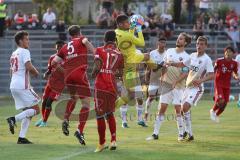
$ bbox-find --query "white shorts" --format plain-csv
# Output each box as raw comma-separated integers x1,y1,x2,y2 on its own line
11,88,41,110
119,83,143,99
160,88,184,105
182,87,203,106
148,84,159,97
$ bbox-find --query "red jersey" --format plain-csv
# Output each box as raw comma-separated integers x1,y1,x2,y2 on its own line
57,36,88,72
47,54,56,74
94,43,124,93
214,57,238,88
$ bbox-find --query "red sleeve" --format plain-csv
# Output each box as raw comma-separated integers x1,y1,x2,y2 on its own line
94,48,102,61
47,56,53,71
57,46,65,59
214,59,219,72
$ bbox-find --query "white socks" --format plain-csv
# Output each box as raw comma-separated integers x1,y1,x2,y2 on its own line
176,114,184,136
15,109,36,122
153,115,164,135
136,105,144,122
19,118,31,138
184,111,193,136
120,105,128,123
145,97,153,114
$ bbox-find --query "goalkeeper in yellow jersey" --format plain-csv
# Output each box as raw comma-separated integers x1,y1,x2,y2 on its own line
114,14,162,120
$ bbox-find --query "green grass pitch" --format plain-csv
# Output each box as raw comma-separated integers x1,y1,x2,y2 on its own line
0,98,239,160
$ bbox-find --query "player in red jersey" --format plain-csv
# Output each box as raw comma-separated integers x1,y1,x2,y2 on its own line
35,40,65,127
210,46,239,122
52,25,95,145
92,30,124,152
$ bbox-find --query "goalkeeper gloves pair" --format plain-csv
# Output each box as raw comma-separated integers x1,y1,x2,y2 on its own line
130,24,142,32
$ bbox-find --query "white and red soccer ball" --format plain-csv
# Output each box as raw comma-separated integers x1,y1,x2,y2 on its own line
129,14,145,27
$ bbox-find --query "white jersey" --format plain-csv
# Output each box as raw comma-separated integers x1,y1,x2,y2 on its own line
149,49,165,84
163,48,190,89
10,47,31,89
235,54,240,74
184,52,214,88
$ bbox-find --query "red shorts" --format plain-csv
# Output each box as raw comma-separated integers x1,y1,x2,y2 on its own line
43,85,60,101
214,86,230,103
65,69,91,99
94,88,117,117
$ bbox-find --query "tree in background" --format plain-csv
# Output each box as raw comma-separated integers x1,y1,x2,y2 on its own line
32,0,73,24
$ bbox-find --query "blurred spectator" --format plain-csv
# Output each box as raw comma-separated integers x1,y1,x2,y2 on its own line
193,19,204,40
110,8,123,28
56,20,66,41
173,0,182,24
147,8,156,20
146,0,154,16
226,26,240,52
123,2,129,15
199,0,209,14
14,10,27,30
160,11,174,39
101,0,114,15
186,0,195,24
225,9,238,29
27,13,39,29
126,9,134,17
42,7,56,30
0,0,7,37
96,8,110,29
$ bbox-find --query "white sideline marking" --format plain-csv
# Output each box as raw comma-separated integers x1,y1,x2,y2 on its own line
50,148,93,160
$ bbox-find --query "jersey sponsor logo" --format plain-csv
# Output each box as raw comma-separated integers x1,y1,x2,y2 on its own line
118,40,132,50
190,65,199,72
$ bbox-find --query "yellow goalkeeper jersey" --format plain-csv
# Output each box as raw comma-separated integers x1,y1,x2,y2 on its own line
115,28,145,73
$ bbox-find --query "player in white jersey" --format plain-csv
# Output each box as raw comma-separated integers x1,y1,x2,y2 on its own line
6,31,40,144
165,36,214,141
235,54,240,107
144,37,167,121
146,32,191,141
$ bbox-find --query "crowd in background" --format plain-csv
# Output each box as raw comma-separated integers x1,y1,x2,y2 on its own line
0,0,239,51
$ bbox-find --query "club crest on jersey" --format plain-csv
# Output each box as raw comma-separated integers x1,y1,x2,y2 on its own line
179,57,183,61
199,60,202,64
222,67,227,73
231,64,233,68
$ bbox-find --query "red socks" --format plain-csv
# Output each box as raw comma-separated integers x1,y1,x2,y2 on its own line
64,99,77,121
97,118,106,145
78,107,90,133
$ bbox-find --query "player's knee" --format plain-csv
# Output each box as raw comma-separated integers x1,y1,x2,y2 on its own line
32,105,40,115
182,102,191,113
70,95,78,101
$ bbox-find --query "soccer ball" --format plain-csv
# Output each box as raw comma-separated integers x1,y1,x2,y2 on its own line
129,14,144,27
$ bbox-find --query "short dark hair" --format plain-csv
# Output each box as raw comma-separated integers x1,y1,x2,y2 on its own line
68,25,80,36
158,36,167,42
14,31,29,45
55,40,65,46
55,40,65,49
116,14,129,26
224,46,235,53
104,30,116,43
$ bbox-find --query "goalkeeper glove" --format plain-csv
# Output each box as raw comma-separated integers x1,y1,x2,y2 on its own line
136,25,142,32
